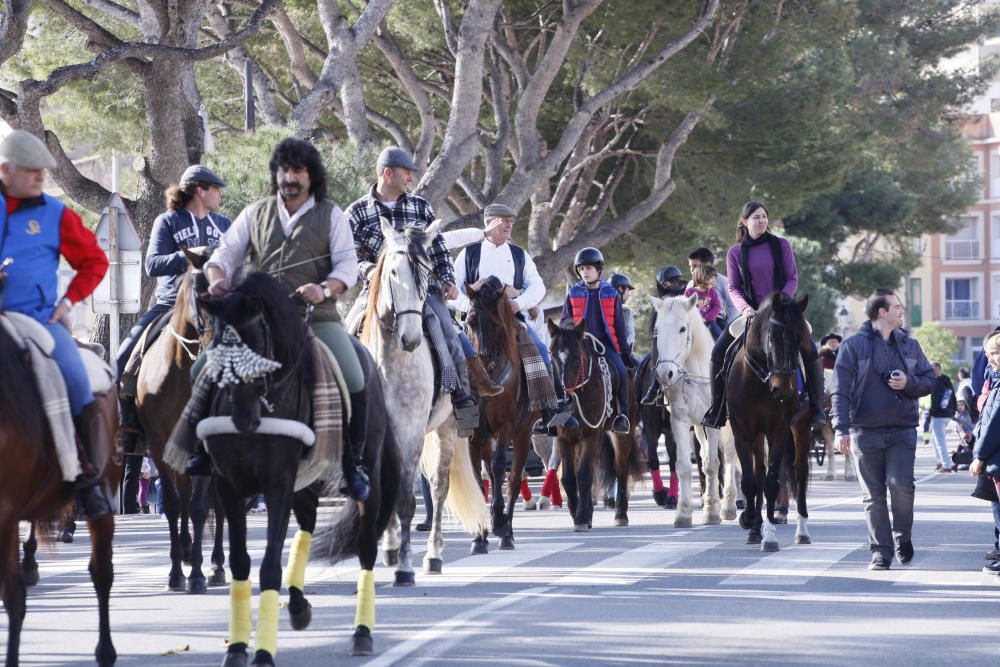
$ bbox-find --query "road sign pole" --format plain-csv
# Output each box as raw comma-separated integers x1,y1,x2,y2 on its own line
108,205,119,362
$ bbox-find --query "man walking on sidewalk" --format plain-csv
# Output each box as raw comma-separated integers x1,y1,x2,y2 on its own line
832,288,935,570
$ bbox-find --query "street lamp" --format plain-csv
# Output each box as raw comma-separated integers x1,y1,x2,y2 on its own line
837,306,850,336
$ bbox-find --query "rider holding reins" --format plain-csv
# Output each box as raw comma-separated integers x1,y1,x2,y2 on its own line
701,200,825,431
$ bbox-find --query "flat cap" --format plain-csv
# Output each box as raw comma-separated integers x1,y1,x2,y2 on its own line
0,130,56,170
180,164,226,188
484,203,516,219
376,146,419,173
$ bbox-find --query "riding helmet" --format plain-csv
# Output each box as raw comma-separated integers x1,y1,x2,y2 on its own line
574,247,605,272
609,273,634,291
656,265,683,285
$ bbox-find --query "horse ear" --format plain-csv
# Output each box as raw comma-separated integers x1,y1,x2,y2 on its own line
183,247,210,269
574,318,586,336
379,216,395,242
685,293,698,310
647,295,663,310
547,318,559,337
197,295,220,315
423,220,443,250
797,294,809,313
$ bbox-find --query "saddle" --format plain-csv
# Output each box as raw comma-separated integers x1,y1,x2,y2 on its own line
119,308,175,397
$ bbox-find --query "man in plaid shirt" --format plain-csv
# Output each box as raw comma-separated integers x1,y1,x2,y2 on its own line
345,147,502,434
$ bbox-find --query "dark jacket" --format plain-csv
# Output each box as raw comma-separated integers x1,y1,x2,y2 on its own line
973,368,1000,475
146,209,230,305
929,374,956,418
831,320,935,434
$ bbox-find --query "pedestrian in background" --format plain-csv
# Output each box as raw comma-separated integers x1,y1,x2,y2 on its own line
928,362,957,473
969,333,1000,574
832,288,935,571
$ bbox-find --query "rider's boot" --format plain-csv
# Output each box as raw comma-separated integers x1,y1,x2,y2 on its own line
640,377,661,406
805,353,827,432
701,358,727,429
467,354,504,397
121,429,143,514
342,390,371,502
452,358,480,437
537,369,579,435
72,402,113,520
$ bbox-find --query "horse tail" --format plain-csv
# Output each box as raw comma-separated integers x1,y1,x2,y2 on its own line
422,431,489,536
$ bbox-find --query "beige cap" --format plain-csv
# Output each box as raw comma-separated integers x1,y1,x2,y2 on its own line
0,130,57,170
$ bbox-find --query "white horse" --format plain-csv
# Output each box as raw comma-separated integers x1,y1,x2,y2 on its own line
359,219,488,584
648,294,730,526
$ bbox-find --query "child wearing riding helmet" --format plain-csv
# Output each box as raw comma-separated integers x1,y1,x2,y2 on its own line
701,200,825,431
560,248,633,434
684,264,722,340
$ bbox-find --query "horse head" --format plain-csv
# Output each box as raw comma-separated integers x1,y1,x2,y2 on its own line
749,292,810,401
648,293,702,389
199,272,312,434
547,318,588,395
467,276,518,365
367,217,435,352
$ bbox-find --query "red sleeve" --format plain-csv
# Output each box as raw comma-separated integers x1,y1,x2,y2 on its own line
60,207,109,303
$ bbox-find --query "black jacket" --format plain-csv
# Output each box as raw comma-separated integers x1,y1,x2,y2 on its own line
929,374,956,418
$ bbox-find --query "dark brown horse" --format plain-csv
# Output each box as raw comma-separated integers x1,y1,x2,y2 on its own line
135,250,224,593
0,284,117,665
547,320,641,530
465,277,538,553
727,292,813,551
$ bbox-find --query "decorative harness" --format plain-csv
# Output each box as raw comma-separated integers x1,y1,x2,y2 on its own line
652,319,710,407
563,332,613,430
377,249,429,334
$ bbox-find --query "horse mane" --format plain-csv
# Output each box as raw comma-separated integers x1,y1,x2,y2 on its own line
233,271,315,389
0,321,44,442
359,225,432,347
467,278,519,363
360,254,385,347
685,300,714,364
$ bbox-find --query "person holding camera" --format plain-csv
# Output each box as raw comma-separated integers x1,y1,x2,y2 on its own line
831,288,935,571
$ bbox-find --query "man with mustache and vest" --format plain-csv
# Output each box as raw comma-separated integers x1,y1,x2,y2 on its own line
451,203,578,434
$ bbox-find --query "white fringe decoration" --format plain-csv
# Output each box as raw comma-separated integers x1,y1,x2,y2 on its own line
204,325,282,387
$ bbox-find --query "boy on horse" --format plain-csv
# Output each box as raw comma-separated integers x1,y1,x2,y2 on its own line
203,138,371,501
451,202,578,434
0,130,112,518
116,164,230,513
560,247,633,434
344,147,502,435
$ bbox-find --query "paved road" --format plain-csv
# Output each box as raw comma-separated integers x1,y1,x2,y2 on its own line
10,438,1000,666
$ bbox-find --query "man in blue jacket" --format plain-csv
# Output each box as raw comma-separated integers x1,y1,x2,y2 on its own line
116,165,229,512
832,288,935,571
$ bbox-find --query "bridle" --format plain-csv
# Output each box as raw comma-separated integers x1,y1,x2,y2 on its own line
744,315,798,386
559,332,613,429
653,318,709,386
377,249,427,334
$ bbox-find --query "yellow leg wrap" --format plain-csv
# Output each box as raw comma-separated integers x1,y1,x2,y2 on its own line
255,589,280,657
354,569,376,630
229,579,252,646
284,530,312,590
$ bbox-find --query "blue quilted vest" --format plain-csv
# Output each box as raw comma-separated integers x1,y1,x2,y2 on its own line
0,194,65,321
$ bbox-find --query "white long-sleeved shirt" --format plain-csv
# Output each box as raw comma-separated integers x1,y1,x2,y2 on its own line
451,239,545,313
206,195,358,290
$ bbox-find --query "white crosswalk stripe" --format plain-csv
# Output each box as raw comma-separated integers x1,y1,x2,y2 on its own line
552,541,720,586
719,543,860,586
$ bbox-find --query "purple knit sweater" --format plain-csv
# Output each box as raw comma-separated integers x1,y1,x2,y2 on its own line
725,235,798,312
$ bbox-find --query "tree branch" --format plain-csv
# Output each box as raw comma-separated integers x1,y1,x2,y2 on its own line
0,0,31,70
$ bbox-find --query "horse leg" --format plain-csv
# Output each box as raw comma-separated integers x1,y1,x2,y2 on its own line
187,475,210,594
389,447,416,584
642,408,667,507
720,426,738,521
210,479,227,586
3,520,26,667
671,419,694,528
351,474,381,657
664,422,679,509
423,430,454,575
251,484,294,667
219,477,251,667
21,523,38,588
490,440,509,539
823,426,836,480
612,434,630,526
160,473,186,591
179,476,193,565
792,424,812,545
287,483,320,631
696,426,722,525
760,432,784,552
576,441,595,531
558,439,581,530
502,433,530,549
86,515,117,666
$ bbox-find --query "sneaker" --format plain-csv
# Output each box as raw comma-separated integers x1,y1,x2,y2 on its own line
869,554,890,571
983,560,1000,575
984,548,1000,561
896,541,914,566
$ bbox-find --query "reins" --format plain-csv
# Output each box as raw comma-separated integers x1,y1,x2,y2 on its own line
563,332,613,430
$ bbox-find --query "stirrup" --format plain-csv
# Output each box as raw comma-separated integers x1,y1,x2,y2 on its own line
454,402,479,436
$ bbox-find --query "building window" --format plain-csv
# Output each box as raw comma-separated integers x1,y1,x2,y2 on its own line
944,216,980,261
906,277,922,328
953,336,986,368
945,277,980,320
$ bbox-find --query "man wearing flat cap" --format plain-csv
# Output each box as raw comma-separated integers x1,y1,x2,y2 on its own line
0,129,113,518
114,163,230,512
345,146,502,435
451,202,578,434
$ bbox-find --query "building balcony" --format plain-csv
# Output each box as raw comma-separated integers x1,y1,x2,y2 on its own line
945,300,981,321
944,239,981,261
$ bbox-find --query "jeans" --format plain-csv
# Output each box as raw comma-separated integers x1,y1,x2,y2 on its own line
603,346,629,416
851,426,917,559
46,320,93,416
115,303,172,378
929,417,951,466
705,320,722,340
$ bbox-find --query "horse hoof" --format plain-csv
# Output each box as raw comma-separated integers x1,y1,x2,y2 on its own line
614,517,629,527
523,498,537,511
424,557,443,574
23,565,39,588
704,513,722,526
652,489,669,507
673,514,693,528
573,523,589,532
499,534,516,550
289,600,313,630
251,649,275,666
470,540,489,555
795,534,812,545
747,532,762,545
383,548,400,567
722,508,737,521
738,511,752,530
394,570,416,587
762,541,780,552
538,496,551,510
351,627,373,657
167,572,186,592
58,530,74,544
187,576,207,595
773,513,788,525
221,646,248,667
210,568,227,587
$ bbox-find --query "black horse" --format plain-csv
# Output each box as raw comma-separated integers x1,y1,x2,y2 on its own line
636,355,680,508
728,293,813,551
197,271,401,665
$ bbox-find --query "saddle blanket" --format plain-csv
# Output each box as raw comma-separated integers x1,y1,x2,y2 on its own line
517,326,558,412
0,312,115,482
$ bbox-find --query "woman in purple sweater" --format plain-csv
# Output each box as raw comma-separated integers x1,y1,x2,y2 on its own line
702,201,825,430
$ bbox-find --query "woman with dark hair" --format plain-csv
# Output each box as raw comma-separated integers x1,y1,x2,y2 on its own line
702,201,825,431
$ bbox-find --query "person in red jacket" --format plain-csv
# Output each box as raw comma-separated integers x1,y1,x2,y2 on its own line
0,130,112,518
